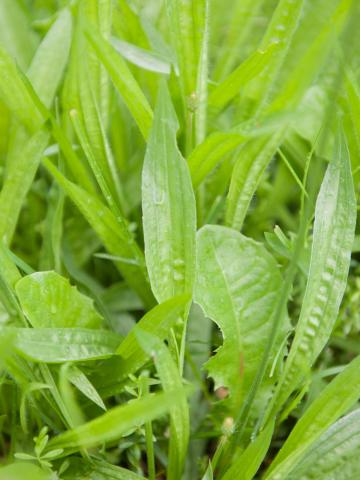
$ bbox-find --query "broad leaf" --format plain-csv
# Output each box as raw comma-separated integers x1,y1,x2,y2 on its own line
15,271,102,329
194,225,287,406
11,327,120,363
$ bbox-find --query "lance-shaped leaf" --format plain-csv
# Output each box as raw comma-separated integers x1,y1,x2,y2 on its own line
137,330,189,480
43,158,154,308
222,420,274,480
86,26,153,139
47,389,185,452
0,9,72,244
265,355,360,479
9,327,121,363
226,129,287,230
142,84,196,303
268,132,356,417
288,408,360,480
194,225,287,403
165,0,206,98
93,294,190,396
15,271,102,329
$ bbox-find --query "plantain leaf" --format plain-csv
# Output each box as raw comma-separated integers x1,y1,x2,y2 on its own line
10,327,121,363
222,420,274,480
194,225,287,406
47,389,185,452
142,84,196,303
165,0,206,98
93,294,190,396
15,271,102,329
225,129,287,230
289,408,360,480
67,365,106,411
268,131,356,417
137,330,189,480
265,355,360,479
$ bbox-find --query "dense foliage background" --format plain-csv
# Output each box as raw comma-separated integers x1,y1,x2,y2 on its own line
0,0,360,479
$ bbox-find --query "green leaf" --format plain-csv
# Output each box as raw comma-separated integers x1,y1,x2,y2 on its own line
208,44,276,110
11,327,120,363
142,84,196,303
27,9,72,109
116,295,190,375
243,0,305,116
43,158,154,308
86,25,153,139
0,0,38,69
15,271,102,329
63,457,146,480
269,131,356,416
111,37,172,74
0,463,50,480
289,408,360,479
265,355,360,479
47,389,185,452
267,0,352,115
194,225,287,405
66,365,106,411
0,9,72,244
222,420,274,480
188,113,292,188
94,294,190,395
225,130,287,230
165,0,206,97
0,45,42,131
137,331,189,480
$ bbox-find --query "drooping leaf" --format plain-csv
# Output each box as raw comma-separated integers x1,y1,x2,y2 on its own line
86,25,153,139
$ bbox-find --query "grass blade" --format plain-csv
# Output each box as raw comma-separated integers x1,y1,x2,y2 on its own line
43,158,154,308
86,25,153,139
